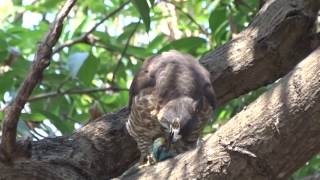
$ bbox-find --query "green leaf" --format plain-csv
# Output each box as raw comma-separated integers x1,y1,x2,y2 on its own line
78,54,99,85
72,16,90,37
132,0,150,32
21,113,46,122
160,37,207,54
209,6,228,33
10,58,31,78
118,22,140,42
0,38,9,61
126,45,151,57
0,51,9,62
67,52,90,79
0,111,3,120
93,31,111,44
41,111,74,134
0,73,14,94
83,0,107,13
101,95,118,104
44,73,68,85
147,34,167,53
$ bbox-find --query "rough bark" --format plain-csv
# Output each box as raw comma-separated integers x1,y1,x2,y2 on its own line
0,0,319,179
0,0,77,162
200,0,320,105
0,109,136,180
120,47,320,179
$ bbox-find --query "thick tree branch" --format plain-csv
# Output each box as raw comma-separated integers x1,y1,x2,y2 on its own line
52,0,130,54
0,0,77,162
120,47,320,179
200,0,320,106
0,0,319,179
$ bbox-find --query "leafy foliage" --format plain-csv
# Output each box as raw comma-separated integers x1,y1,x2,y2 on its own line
0,0,318,177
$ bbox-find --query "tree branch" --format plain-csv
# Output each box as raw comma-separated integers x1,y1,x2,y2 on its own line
52,0,130,54
0,0,319,179
0,0,77,162
28,87,128,102
200,0,320,106
119,47,320,179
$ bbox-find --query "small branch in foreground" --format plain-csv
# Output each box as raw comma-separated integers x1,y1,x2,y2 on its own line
28,87,128,102
111,20,140,84
53,0,130,54
94,43,144,61
0,0,77,162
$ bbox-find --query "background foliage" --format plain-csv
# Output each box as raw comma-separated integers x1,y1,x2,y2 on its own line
0,0,318,178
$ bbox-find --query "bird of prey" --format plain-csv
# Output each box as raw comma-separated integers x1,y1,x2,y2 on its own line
126,50,216,164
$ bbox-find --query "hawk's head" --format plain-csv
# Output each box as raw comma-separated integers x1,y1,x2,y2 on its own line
157,96,202,144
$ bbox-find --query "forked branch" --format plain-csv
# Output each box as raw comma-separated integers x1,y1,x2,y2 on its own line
0,0,77,162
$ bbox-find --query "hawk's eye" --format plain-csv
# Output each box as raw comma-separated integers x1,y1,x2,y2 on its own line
171,120,180,129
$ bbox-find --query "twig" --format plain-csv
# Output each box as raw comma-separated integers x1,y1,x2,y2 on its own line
53,0,130,54
227,15,238,37
13,0,39,23
94,43,144,61
56,77,71,91
163,0,209,36
0,0,77,162
28,87,128,102
111,21,140,84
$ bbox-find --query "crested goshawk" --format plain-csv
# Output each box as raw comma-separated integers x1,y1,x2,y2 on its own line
126,50,216,163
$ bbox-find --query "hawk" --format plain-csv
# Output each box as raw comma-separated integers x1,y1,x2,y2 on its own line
126,50,216,164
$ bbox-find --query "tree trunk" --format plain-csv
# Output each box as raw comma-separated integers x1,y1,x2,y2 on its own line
0,0,319,179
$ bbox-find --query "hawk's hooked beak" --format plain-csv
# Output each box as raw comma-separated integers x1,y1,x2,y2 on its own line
167,122,181,150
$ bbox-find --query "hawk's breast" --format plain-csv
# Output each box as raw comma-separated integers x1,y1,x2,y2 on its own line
127,89,165,140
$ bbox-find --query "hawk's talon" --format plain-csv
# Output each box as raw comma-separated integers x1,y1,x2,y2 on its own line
147,155,156,165
139,155,147,164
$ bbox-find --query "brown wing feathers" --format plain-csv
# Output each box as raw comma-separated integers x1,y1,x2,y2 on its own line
129,50,216,110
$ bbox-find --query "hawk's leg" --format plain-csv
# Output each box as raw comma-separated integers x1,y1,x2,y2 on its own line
136,138,153,165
